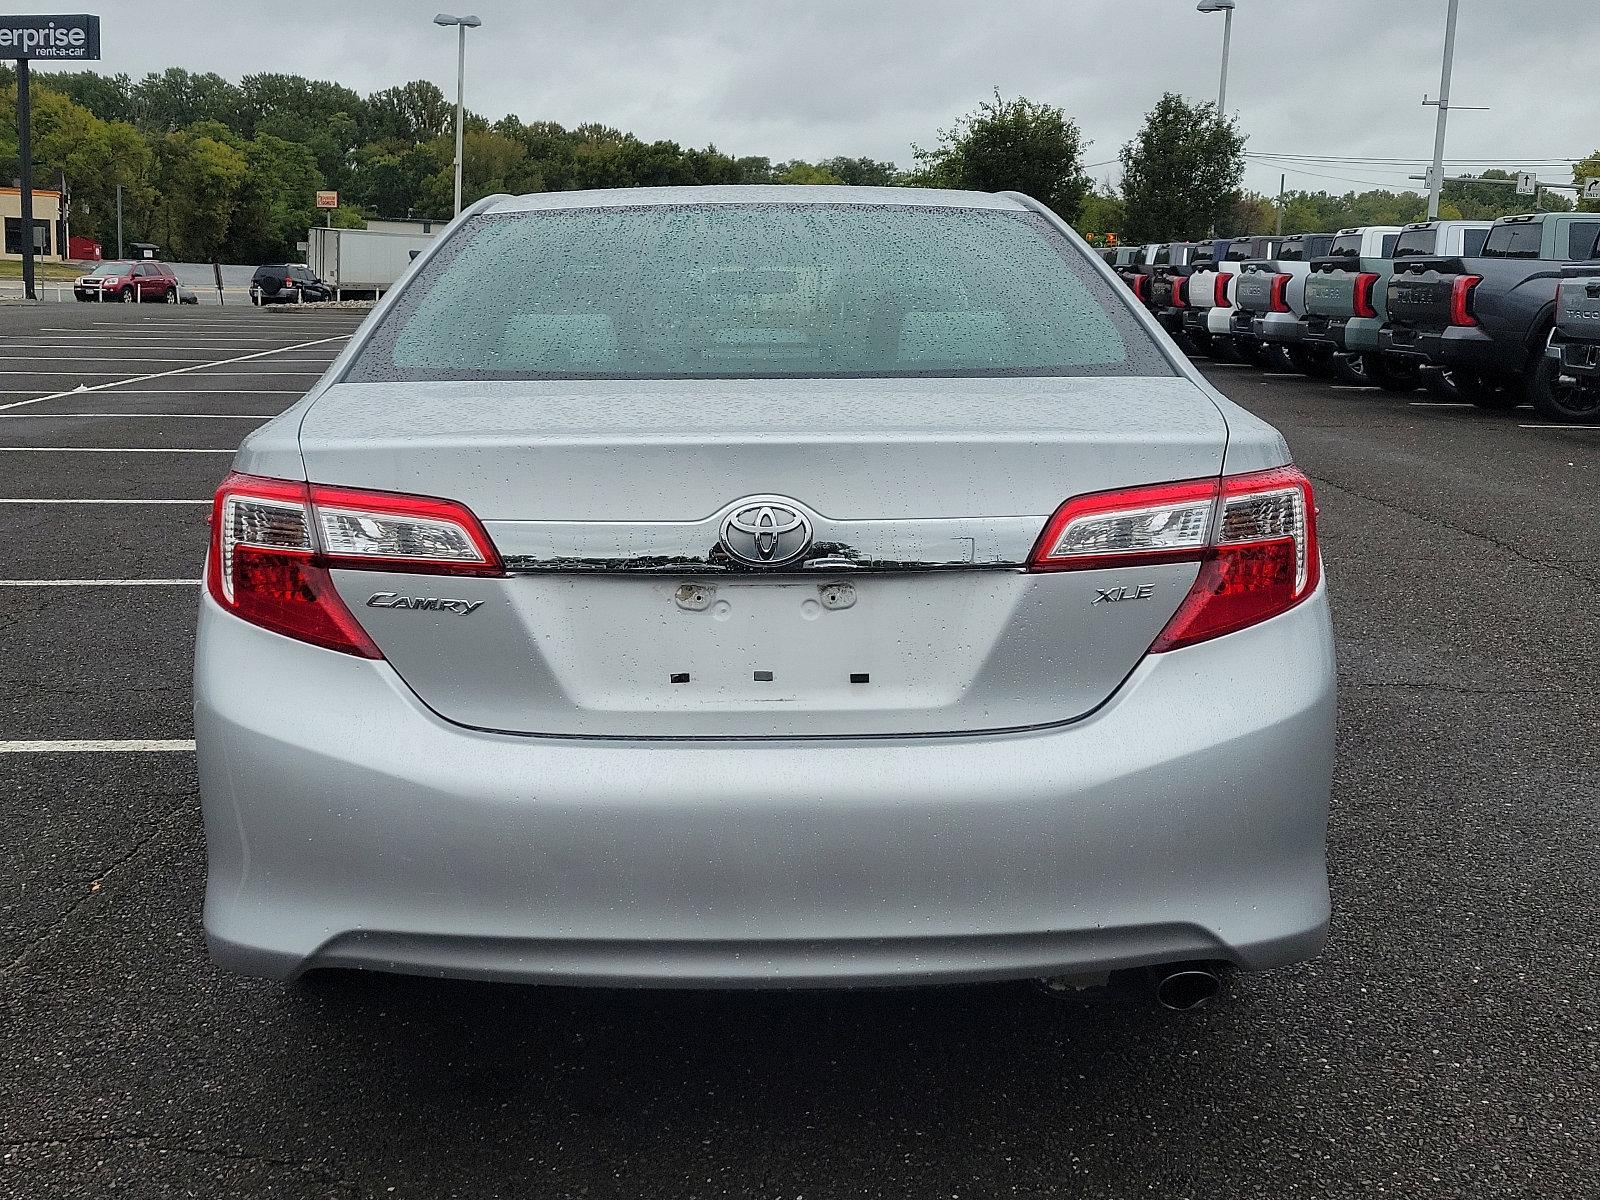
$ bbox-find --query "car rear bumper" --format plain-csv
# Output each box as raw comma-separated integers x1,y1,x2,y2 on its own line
1380,325,1500,371
1297,316,1346,350
1255,312,1302,344
196,585,1336,989
1551,337,1600,380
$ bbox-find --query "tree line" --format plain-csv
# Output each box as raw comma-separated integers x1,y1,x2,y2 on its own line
0,65,1593,264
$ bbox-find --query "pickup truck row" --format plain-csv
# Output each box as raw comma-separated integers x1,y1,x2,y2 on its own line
1104,210,1600,422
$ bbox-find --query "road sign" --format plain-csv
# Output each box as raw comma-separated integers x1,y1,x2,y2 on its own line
316,191,339,209
1516,172,1538,197
1584,178,1600,201
1,17,101,301
0,13,100,60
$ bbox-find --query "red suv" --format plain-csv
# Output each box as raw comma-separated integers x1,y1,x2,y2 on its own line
74,260,181,303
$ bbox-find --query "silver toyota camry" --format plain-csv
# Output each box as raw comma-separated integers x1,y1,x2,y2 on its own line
197,186,1334,1007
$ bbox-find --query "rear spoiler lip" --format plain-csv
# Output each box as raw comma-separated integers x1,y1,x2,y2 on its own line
1390,255,1471,276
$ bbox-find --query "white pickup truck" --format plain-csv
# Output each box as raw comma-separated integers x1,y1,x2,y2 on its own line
1181,235,1280,360
1230,233,1337,368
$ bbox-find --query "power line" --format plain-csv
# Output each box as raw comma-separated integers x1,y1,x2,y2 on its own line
1246,152,1580,166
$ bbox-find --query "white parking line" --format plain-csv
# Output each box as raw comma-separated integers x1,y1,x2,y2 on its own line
0,739,195,753
0,498,209,504
1409,401,1473,408
1519,423,1600,430
0,447,234,453
0,334,348,413
0,413,267,419
0,578,200,586
1331,386,1380,392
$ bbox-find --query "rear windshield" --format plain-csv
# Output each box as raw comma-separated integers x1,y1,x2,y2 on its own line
87,261,130,277
346,204,1172,381
1328,234,1362,258
1277,240,1310,262
1393,229,1437,257
1482,222,1543,259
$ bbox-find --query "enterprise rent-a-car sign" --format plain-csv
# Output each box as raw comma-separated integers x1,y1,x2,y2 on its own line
0,14,100,60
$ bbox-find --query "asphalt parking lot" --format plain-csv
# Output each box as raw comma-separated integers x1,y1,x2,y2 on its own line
1,306,1596,1199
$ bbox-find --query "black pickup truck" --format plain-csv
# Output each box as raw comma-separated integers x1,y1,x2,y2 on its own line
1543,268,1600,421
1381,212,1600,411
1147,242,1201,335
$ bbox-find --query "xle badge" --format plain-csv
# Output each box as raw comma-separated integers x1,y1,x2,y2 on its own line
1093,584,1155,605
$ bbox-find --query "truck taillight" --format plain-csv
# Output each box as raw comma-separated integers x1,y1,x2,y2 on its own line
1028,467,1320,651
1450,275,1481,327
1131,274,1149,302
206,473,503,656
1269,273,1292,313
1171,277,1188,308
1215,274,1231,307
1353,272,1380,319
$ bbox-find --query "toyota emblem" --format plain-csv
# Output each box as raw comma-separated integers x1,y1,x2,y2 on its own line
718,497,814,567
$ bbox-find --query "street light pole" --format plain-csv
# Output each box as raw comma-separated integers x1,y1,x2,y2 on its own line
433,13,482,218
1197,0,1236,116
1426,0,1460,219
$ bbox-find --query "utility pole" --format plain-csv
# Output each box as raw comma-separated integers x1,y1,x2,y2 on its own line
1276,173,1286,236
115,183,124,260
433,14,482,218
1426,0,1460,219
17,58,34,300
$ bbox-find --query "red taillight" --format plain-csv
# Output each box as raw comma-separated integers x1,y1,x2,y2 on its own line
1215,274,1231,307
205,472,503,656
1269,273,1292,313
1450,274,1481,327
1171,277,1188,308
1028,467,1320,651
284,277,294,287
1353,272,1380,320
1131,274,1148,302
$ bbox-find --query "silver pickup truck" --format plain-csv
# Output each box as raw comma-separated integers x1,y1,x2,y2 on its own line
1230,233,1337,369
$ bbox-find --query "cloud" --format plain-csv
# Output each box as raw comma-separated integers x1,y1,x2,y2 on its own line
53,0,1600,194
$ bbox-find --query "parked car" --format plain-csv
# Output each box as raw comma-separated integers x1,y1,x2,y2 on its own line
1230,234,1336,367
72,259,181,303
1295,226,1403,380
1182,235,1280,360
196,186,1334,1008
250,263,334,304
1382,211,1600,410
1540,265,1600,422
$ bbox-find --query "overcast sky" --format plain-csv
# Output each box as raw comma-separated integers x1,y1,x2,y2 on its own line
43,0,1600,197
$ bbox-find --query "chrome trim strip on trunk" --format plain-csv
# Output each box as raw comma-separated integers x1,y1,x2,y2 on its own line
488,501,1047,574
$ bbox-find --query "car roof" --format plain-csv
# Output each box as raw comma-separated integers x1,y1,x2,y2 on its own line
482,185,1030,215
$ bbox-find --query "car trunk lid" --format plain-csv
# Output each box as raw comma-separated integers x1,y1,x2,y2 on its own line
299,376,1229,738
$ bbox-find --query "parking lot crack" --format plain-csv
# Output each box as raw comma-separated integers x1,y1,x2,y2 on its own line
1308,472,1600,586
0,795,193,980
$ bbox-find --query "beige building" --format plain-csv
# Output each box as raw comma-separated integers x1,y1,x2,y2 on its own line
0,187,66,261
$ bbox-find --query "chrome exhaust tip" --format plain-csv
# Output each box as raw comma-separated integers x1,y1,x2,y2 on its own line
1151,965,1223,1012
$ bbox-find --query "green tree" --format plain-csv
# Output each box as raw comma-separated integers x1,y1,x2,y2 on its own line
773,160,843,185
152,127,249,259
1076,187,1126,242
1119,93,1245,241
818,156,900,187
912,91,1090,222
227,133,323,262
364,81,451,143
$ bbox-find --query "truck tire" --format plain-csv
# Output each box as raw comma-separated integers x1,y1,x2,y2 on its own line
1285,345,1328,376
1260,343,1294,372
1331,354,1369,385
1528,352,1600,423
1451,370,1521,411
1365,355,1422,393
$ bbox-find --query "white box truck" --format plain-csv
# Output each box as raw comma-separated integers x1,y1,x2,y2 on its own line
305,225,438,299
